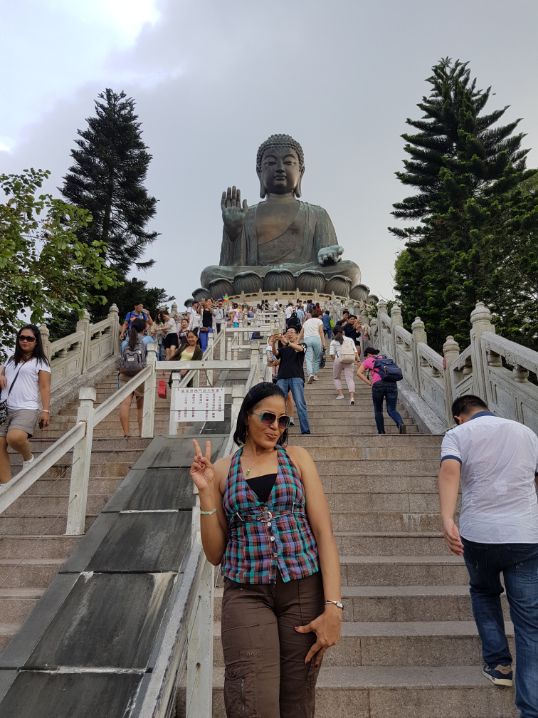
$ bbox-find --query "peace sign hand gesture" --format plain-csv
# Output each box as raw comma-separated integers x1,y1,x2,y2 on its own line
190,439,215,493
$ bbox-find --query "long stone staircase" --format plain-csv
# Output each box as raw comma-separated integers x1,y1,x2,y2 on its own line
210,367,517,717
0,371,173,654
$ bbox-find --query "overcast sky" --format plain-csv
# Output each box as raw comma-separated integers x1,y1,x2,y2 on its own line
2,0,538,307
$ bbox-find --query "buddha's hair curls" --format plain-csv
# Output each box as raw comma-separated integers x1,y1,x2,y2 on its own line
256,134,305,172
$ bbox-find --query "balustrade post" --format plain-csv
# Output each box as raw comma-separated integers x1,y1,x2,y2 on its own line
206,331,215,386
470,302,495,402
76,310,91,375
411,317,427,394
443,335,461,424
141,343,157,438
389,303,403,361
168,372,181,435
39,324,51,362
66,387,96,536
108,303,120,356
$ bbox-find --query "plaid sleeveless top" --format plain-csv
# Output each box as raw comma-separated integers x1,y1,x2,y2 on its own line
221,445,319,584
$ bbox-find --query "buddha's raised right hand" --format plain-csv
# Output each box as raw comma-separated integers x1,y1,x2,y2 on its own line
221,186,248,239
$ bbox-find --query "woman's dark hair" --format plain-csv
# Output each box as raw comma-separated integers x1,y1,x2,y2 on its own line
11,325,49,366
233,382,288,447
311,308,321,318
128,318,147,349
333,326,344,343
364,347,380,357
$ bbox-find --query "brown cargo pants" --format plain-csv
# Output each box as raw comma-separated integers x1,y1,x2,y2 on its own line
221,571,324,718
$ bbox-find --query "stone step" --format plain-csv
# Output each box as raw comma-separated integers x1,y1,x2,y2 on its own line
327,493,447,513
300,408,411,423
315,459,438,476
335,532,446,555
212,620,514,667
207,666,518,718
331,511,441,532
9,450,144,469
304,446,441,460
323,475,438,494
0,535,79,559
0,624,22,651
0,558,64,588
0,494,109,517
292,435,442,448
0,515,94,536
213,584,503,623
341,555,468,585
25,477,122,497
292,425,419,435
0,588,43,623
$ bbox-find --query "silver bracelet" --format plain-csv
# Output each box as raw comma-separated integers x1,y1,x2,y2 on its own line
325,599,344,610
41,410,50,413
200,508,217,516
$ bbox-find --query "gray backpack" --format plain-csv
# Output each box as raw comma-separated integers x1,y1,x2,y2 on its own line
119,337,147,375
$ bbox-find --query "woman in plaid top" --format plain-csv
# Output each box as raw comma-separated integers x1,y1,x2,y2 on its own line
190,382,342,717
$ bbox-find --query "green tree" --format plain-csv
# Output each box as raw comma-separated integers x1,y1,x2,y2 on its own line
61,88,158,277
391,58,536,350
0,169,117,361
112,277,175,323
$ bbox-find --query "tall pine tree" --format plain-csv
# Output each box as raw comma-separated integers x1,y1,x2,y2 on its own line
391,59,536,350
61,89,157,277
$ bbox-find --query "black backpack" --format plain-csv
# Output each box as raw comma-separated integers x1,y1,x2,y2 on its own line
373,355,403,382
120,337,147,375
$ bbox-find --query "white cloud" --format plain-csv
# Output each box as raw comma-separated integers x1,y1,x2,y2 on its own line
46,0,160,45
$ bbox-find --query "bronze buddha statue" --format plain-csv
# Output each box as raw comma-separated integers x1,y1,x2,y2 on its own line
199,134,365,299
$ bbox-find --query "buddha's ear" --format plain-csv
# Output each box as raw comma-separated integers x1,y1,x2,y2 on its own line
295,167,305,198
257,169,266,199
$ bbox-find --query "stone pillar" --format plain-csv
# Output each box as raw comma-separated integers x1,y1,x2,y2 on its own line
66,387,96,535
389,304,403,360
470,302,495,402
39,323,51,362
411,317,427,394
443,335,461,424
76,310,91,374
141,343,157,438
108,304,120,356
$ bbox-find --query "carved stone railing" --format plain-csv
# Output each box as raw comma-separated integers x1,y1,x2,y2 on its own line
40,305,120,395
370,301,538,434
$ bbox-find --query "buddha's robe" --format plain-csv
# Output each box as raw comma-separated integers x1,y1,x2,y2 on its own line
201,201,360,288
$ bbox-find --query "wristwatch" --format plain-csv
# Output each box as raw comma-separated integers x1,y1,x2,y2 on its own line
325,600,344,610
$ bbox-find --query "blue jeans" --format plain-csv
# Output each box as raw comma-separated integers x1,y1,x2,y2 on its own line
462,539,538,718
199,327,212,352
276,378,310,434
304,336,322,377
371,381,403,433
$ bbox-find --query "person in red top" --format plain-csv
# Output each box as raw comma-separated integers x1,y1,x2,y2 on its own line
357,347,405,434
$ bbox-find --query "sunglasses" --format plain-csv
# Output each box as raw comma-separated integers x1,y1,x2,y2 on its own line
19,335,36,342
252,411,291,430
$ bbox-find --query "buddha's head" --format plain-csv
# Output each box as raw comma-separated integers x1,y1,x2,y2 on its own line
256,134,305,198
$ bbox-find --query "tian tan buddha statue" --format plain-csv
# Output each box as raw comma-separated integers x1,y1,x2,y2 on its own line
198,134,367,300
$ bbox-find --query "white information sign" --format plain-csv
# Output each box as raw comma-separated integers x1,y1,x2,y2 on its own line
173,387,225,422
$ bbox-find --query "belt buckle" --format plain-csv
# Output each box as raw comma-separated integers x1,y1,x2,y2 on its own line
258,509,273,522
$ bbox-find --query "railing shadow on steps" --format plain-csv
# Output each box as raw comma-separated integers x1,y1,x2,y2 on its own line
0,314,280,718
370,300,538,435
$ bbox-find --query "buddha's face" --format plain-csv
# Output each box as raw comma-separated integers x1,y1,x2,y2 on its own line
258,146,304,196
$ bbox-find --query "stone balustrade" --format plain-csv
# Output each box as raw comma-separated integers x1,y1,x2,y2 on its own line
40,305,120,399
371,301,538,434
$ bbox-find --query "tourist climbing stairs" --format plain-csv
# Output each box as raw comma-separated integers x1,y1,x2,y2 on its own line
210,366,517,717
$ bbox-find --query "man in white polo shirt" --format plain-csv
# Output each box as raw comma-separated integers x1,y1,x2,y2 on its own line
438,394,538,718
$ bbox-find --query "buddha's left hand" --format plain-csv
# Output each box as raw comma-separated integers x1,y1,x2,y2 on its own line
318,245,343,265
